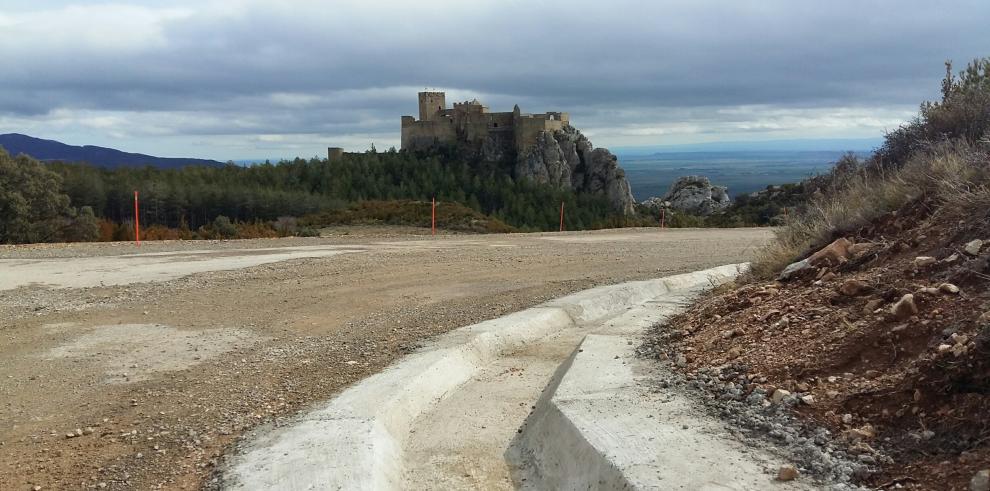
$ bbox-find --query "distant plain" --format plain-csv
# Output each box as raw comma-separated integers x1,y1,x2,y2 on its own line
619,150,869,200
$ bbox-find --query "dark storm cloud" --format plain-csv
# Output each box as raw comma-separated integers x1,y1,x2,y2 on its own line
1,0,988,157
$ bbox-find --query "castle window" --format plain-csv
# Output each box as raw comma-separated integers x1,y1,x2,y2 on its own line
493,123,498,128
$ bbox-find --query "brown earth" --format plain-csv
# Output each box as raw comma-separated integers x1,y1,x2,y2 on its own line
659,199,990,490
0,226,770,490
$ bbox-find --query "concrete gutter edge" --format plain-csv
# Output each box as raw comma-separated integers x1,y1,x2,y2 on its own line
220,263,746,490
509,264,815,490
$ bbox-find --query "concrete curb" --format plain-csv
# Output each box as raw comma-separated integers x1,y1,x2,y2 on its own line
221,264,745,490
509,267,814,491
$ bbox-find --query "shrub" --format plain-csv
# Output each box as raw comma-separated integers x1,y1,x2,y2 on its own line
301,200,517,233
750,58,990,280
62,206,100,242
751,142,988,279
212,215,238,239
97,219,117,242
273,216,299,236
113,221,135,241
873,58,990,171
142,224,183,241
235,222,279,239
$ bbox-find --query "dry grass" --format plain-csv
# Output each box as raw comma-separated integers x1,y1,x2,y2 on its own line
749,141,990,280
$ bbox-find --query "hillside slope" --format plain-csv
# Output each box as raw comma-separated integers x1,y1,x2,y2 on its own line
641,58,990,489
0,133,223,169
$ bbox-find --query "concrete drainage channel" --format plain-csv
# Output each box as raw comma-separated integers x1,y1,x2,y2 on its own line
221,264,809,490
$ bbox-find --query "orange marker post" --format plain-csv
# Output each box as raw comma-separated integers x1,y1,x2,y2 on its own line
431,197,436,236
559,201,565,232
133,190,141,246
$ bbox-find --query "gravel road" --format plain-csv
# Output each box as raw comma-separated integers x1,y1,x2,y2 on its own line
0,227,771,490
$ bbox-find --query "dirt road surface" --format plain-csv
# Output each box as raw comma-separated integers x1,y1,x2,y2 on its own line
0,227,771,490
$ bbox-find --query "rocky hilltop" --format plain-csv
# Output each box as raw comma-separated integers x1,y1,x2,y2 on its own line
642,175,731,216
401,92,636,214
513,126,635,215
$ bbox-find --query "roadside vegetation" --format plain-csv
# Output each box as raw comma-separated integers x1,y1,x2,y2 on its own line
0,145,653,244
752,58,990,279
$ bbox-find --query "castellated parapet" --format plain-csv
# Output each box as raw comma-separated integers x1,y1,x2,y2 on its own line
401,92,569,157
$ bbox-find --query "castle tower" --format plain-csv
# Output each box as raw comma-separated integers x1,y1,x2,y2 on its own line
418,91,446,121
327,147,344,162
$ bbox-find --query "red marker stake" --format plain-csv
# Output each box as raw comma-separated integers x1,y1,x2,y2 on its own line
133,190,141,246
559,201,565,232
431,197,436,236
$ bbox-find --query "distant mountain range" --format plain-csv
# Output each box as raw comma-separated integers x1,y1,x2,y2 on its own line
0,133,224,169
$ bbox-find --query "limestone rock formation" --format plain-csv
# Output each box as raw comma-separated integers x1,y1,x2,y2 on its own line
515,126,635,214
659,176,731,215
516,131,571,190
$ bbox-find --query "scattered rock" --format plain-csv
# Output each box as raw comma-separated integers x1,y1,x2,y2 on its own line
891,294,918,320
800,395,815,405
938,283,960,294
971,469,990,491
964,239,984,256
777,464,800,481
726,346,741,359
863,298,884,314
913,256,936,268
779,259,811,281
808,237,854,267
942,253,960,263
848,242,877,258
952,343,969,357
838,279,872,296
842,425,876,442
779,238,857,280
770,388,791,404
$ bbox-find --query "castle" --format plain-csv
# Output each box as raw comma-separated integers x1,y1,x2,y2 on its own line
401,91,569,156
398,90,636,215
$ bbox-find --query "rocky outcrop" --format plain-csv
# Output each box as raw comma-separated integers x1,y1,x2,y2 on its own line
656,176,730,216
516,131,572,190
515,125,635,214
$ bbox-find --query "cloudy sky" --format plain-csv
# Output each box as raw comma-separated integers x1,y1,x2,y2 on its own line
1,0,988,160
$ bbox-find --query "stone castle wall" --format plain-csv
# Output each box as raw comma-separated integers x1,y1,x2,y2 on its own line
400,92,569,158
418,91,446,121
